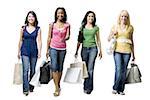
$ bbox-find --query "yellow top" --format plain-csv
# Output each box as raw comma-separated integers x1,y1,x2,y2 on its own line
112,25,134,53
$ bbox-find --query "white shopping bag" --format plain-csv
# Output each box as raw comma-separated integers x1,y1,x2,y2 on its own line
13,61,23,85
30,67,41,87
106,37,116,55
64,67,82,84
30,60,45,87
70,61,88,79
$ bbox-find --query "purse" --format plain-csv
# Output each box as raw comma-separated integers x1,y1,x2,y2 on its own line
125,63,142,84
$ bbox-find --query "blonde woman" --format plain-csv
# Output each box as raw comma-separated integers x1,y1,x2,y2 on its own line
108,10,135,95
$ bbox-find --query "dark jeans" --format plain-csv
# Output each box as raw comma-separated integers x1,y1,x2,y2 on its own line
81,46,98,93
21,55,37,92
49,48,66,72
113,52,131,92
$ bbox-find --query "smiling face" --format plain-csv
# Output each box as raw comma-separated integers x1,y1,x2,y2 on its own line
27,13,35,25
120,10,129,25
87,13,95,24
57,9,65,21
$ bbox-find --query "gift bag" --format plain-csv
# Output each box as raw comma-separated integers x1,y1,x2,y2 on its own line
39,60,52,84
64,67,82,83
125,63,142,84
70,61,88,79
13,61,22,85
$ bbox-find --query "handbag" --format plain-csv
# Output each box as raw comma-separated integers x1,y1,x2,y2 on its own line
106,37,116,55
39,60,52,84
13,60,23,85
125,63,142,84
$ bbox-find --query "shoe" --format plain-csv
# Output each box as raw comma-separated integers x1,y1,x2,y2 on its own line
84,90,91,94
112,90,118,94
23,92,29,96
29,84,34,92
53,89,60,97
119,92,125,95
30,89,34,92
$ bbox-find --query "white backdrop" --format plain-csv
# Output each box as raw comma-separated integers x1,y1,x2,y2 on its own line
0,0,149,100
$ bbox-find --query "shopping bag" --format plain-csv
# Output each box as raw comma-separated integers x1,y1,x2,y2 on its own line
125,63,142,84
70,61,88,79
39,61,52,84
106,37,116,55
13,62,22,85
64,67,82,83
30,67,41,87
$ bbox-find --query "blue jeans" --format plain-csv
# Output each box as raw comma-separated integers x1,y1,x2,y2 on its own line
81,46,98,92
49,48,66,72
113,52,131,92
21,56,37,92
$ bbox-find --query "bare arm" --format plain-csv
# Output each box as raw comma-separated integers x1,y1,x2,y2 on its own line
65,25,70,41
96,31,102,59
46,24,52,58
37,28,42,59
75,42,81,58
17,28,24,59
108,25,117,41
131,32,135,61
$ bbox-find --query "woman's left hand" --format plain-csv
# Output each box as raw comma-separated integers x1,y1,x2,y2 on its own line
98,52,102,59
38,53,41,59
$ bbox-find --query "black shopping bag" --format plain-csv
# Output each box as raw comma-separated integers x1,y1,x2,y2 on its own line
39,61,52,84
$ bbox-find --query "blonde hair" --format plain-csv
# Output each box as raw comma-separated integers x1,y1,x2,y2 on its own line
117,10,130,27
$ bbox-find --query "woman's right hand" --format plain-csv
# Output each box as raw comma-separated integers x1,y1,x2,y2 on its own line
17,52,21,59
75,51,78,58
46,51,49,59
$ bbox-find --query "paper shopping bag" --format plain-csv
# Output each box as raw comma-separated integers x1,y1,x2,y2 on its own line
64,67,82,84
125,63,142,84
30,67,41,87
13,62,22,85
70,61,88,78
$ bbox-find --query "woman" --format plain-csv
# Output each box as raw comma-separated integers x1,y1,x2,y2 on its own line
17,11,42,96
46,7,70,96
108,10,135,95
75,11,102,94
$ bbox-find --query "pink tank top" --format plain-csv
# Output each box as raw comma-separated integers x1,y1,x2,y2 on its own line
50,22,70,50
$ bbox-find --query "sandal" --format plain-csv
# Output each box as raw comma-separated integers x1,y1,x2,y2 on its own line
53,90,60,97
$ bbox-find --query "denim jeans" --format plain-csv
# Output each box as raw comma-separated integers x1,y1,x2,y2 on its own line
81,46,98,92
49,48,66,72
113,52,131,92
21,55,37,92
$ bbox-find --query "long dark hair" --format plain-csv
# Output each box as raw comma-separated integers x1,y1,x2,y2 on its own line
81,11,96,28
54,7,67,23
25,11,38,27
